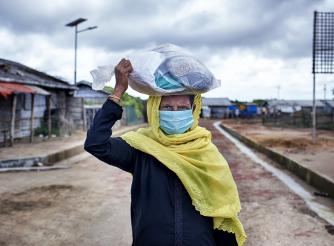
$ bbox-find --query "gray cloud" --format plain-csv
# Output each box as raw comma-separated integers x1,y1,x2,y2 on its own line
2,0,334,101
80,0,323,60
0,0,329,62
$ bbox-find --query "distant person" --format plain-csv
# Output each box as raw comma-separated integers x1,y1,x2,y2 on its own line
84,59,246,246
235,108,240,118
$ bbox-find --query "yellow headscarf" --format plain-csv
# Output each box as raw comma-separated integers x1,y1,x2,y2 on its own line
121,94,247,246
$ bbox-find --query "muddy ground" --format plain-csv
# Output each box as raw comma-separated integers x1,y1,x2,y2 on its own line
0,119,333,245
222,119,334,180
221,119,334,150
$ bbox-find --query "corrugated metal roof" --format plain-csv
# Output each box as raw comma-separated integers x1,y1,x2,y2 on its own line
285,100,324,107
0,58,77,90
76,80,93,87
74,80,109,98
322,100,334,108
267,99,325,107
202,97,232,106
27,85,50,96
0,82,50,98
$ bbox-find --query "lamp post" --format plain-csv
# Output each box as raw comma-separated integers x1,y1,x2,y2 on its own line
65,18,97,85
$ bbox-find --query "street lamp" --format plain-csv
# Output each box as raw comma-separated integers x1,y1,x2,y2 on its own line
65,18,97,85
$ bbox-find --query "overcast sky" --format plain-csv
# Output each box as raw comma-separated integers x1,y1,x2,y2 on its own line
1,0,334,101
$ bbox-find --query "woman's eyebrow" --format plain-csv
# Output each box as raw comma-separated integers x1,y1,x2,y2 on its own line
177,104,191,107
161,104,173,107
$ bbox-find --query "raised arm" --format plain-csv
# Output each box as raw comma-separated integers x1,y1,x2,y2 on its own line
84,58,136,173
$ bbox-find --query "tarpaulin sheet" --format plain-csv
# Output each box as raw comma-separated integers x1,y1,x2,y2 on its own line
0,82,50,98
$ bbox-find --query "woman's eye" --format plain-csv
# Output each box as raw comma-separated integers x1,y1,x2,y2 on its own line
162,106,173,111
161,106,190,111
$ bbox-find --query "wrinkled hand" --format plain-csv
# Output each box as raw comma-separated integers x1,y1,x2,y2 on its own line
114,58,133,98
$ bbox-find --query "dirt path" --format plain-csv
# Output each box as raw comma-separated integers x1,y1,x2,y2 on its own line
0,153,133,246
0,119,333,245
202,119,333,245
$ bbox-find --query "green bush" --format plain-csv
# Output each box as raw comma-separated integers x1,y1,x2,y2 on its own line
34,125,60,136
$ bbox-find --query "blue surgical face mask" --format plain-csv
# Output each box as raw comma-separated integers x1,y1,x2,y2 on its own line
159,109,194,135
155,72,183,90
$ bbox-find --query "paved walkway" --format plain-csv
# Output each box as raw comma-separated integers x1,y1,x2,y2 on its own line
0,124,147,161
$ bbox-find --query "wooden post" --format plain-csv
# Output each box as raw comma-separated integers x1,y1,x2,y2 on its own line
10,94,17,146
30,93,35,143
81,97,86,131
47,95,52,139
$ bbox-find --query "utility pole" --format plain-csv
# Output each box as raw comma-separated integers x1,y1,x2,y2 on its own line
65,18,97,85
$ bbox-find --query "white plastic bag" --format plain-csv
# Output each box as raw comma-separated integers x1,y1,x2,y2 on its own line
90,51,163,91
90,43,220,95
90,65,115,90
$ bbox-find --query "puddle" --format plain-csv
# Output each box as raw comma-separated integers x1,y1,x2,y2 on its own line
0,185,74,215
214,121,334,226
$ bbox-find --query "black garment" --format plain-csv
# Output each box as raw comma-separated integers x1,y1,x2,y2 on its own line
84,99,237,246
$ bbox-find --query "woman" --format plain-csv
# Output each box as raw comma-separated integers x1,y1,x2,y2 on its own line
84,59,246,246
